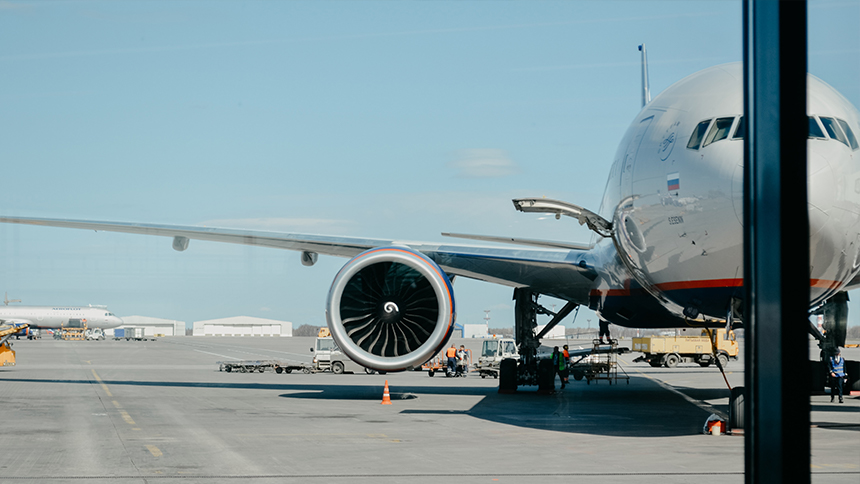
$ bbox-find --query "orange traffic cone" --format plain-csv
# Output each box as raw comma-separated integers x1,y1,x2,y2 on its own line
381,380,392,405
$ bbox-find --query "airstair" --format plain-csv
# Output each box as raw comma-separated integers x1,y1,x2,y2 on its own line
585,339,630,385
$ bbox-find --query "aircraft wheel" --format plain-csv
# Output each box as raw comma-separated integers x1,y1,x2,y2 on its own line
428,370,435,377
665,354,680,368
729,386,745,430
498,358,517,393
332,361,345,374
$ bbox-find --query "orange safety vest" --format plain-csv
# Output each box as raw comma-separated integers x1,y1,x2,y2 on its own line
446,347,457,358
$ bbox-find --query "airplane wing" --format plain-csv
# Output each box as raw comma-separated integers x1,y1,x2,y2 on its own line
0,216,598,303
0,319,32,327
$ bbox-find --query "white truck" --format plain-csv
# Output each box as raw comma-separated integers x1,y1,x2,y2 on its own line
474,337,519,379
311,336,379,374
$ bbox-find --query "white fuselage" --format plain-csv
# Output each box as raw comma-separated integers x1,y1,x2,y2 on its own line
586,63,860,327
0,306,124,329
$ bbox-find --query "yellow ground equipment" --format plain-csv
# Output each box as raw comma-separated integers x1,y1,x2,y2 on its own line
0,323,29,366
317,327,331,338
632,328,738,368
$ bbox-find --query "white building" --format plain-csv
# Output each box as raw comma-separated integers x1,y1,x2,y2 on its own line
107,315,185,337
462,323,489,338
192,316,292,337
536,324,566,340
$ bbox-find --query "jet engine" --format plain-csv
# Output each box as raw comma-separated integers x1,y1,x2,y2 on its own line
326,247,456,372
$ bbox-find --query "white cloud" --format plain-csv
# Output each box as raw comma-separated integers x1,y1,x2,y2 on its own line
449,149,518,178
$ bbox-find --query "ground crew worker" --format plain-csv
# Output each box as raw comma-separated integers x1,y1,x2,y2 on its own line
457,345,468,376
829,348,846,403
562,345,571,385
599,320,611,344
552,346,566,389
446,344,458,376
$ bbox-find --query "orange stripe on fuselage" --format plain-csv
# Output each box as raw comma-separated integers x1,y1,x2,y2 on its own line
589,278,841,297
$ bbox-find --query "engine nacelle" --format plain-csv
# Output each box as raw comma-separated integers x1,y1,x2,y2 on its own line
326,246,456,372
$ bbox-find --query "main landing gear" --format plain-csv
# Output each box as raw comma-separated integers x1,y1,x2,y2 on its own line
498,288,578,394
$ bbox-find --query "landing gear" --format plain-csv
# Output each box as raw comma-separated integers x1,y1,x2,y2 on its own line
729,386,745,430
497,288,578,393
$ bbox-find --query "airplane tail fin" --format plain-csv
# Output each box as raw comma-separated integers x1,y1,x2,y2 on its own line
639,44,651,107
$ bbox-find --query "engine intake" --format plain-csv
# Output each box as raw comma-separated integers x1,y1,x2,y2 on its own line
326,247,455,372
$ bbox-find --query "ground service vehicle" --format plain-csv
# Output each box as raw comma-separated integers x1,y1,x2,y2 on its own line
0,323,27,366
475,338,519,379
85,328,105,340
632,329,738,368
311,336,377,374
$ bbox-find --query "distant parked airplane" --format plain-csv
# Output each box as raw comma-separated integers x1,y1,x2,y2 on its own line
0,305,123,330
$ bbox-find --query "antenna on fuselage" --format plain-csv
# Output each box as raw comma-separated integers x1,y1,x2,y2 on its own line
638,44,651,107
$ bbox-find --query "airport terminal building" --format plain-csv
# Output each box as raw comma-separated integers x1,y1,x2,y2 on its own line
192,316,292,337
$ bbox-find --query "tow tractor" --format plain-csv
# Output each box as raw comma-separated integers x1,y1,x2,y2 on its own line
311,328,381,374
475,337,519,379
0,323,28,366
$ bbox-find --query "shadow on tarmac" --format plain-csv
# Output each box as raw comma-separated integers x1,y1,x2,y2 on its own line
0,376,715,437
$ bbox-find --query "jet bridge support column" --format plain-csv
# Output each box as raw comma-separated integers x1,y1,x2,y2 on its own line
743,1,810,482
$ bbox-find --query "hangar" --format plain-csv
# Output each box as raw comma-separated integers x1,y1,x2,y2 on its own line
192,316,292,337
107,315,186,337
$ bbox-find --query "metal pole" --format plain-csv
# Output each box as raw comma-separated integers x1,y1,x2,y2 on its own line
743,1,809,482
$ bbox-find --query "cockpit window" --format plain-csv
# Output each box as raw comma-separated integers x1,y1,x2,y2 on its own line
702,117,735,147
732,116,744,139
820,117,850,147
687,119,711,150
836,118,859,150
809,116,826,139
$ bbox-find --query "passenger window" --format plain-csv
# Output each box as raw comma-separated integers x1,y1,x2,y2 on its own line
808,116,826,139
820,117,850,147
702,117,734,147
837,118,859,150
732,116,744,139
687,119,711,149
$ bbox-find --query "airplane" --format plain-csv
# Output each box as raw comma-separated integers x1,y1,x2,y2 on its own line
0,305,124,332
1,52,858,394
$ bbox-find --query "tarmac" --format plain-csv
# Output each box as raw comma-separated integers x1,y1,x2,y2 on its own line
0,335,857,483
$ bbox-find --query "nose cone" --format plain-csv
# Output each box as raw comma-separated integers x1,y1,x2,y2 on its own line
107,316,124,328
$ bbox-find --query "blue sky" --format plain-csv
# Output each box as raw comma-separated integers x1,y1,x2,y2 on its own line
1,1,858,330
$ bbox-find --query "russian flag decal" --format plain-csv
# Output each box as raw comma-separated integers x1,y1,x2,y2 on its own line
667,172,680,191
